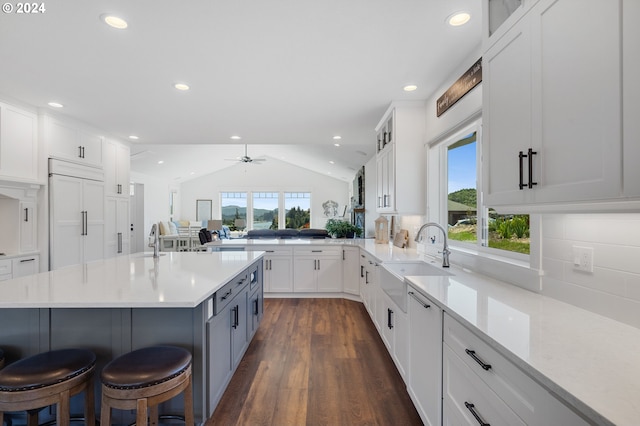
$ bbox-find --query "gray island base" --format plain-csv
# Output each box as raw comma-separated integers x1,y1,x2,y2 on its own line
0,251,264,425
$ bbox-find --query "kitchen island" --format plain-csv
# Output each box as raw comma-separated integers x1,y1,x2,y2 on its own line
0,250,264,425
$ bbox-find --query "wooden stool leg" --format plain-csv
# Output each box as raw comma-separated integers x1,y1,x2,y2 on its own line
149,404,159,426
136,398,148,426
100,392,111,426
26,410,38,426
85,376,95,425
184,374,194,426
58,389,70,426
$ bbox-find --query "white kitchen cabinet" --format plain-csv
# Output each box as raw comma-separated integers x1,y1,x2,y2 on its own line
262,247,293,293
483,0,622,209
45,117,103,168
379,290,408,379
104,139,130,198
0,102,38,182
342,247,360,296
105,197,130,258
374,102,425,214
443,313,588,425
623,0,640,197
49,160,105,270
19,200,37,253
12,254,39,278
293,247,342,292
360,253,378,317
407,288,442,426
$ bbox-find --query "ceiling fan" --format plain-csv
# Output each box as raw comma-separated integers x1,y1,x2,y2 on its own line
225,145,266,164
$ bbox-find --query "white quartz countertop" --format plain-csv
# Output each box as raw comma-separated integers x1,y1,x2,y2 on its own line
0,251,264,308
405,264,640,426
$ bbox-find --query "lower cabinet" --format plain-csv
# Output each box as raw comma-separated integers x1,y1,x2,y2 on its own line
407,288,442,426
261,247,293,293
442,313,588,426
379,289,408,379
293,247,342,292
0,254,40,281
206,262,263,416
342,247,361,295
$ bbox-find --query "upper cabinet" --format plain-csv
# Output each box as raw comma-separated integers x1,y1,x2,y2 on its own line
44,116,103,168
483,0,624,210
104,138,130,198
0,102,38,182
375,102,426,215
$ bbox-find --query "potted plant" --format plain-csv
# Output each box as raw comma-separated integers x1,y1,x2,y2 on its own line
325,219,362,238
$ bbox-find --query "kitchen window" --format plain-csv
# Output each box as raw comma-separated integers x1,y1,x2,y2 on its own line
443,122,530,257
220,191,312,230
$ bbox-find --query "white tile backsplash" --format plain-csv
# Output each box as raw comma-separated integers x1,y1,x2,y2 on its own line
542,214,640,328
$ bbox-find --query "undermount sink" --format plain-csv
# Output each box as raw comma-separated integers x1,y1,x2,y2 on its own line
382,261,453,279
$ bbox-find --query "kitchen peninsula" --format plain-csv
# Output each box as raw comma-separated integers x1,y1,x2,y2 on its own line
0,251,264,424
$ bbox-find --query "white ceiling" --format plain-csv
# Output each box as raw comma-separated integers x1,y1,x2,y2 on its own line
0,0,481,183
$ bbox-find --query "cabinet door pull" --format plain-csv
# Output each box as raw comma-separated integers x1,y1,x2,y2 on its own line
253,298,259,316
518,150,526,190
24,207,29,222
317,259,320,270
365,271,369,284
360,265,364,278
464,402,490,426
465,349,492,371
342,250,345,260
408,291,430,309
527,148,538,189
387,308,393,329
78,145,83,158
377,196,382,208
85,211,88,235
233,305,239,329
117,232,122,253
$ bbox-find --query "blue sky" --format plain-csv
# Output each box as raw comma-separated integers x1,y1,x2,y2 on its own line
448,141,477,194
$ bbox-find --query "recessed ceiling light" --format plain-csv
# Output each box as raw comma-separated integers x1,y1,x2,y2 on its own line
101,14,128,29
447,11,471,26
333,136,342,140
230,135,242,140
334,143,341,147
128,135,139,140
174,83,190,91
329,161,335,164
403,85,418,92
158,160,164,164
190,172,195,175
48,102,63,108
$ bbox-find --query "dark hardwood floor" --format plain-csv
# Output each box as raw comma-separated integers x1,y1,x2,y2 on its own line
207,298,422,426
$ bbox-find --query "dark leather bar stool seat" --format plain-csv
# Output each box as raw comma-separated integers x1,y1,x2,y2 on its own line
100,345,194,426
0,349,4,370
0,348,96,426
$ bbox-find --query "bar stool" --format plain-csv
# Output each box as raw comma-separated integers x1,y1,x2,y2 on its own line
100,345,194,426
0,348,96,426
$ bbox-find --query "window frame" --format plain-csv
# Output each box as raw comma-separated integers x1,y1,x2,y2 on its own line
438,119,532,264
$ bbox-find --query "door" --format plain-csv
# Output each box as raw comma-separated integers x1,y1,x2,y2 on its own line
83,179,105,263
50,174,84,269
293,257,317,292
316,256,342,292
266,256,293,292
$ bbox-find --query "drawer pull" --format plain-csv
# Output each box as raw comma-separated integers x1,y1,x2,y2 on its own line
20,258,36,263
220,289,233,301
408,291,430,309
465,402,490,426
465,349,492,371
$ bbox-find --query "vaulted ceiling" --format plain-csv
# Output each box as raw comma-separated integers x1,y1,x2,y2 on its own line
0,0,481,182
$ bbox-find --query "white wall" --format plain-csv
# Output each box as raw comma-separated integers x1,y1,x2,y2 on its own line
179,157,349,229
130,172,178,241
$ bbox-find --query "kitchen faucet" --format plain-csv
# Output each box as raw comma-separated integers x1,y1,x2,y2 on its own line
149,223,160,258
415,222,450,268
